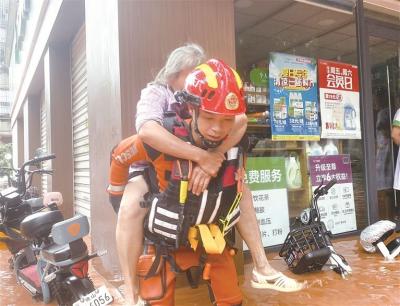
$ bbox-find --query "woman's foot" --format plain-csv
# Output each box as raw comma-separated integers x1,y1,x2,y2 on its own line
251,267,305,292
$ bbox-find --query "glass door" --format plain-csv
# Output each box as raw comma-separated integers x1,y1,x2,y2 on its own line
370,34,400,220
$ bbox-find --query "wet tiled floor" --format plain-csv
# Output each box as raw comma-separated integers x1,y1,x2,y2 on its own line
1,236,399,306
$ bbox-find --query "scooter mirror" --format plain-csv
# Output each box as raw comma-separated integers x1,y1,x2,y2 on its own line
34,148,45,158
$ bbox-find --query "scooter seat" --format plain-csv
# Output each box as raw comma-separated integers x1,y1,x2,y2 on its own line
24,198,44,212
20,210,64,240
41,238,87,263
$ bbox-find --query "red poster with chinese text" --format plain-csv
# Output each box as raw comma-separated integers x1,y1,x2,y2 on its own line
318,59,361,139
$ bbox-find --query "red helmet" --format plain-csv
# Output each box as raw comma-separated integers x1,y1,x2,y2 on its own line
181,59,246,116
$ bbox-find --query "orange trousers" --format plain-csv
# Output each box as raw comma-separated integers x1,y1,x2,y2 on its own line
137,246,242,306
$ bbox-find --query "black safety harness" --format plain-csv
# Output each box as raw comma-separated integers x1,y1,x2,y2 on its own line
140,112,245,291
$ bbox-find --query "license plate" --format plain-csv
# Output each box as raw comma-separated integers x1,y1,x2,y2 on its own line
73,285,113,306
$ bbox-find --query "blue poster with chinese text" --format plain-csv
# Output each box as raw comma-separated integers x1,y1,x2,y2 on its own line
269,52,320,141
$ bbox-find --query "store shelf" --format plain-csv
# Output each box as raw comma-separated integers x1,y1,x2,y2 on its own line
251,147,303,152
246,103,269,114
247,124,269,128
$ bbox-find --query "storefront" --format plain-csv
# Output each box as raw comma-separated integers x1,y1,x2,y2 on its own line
234,0,399,248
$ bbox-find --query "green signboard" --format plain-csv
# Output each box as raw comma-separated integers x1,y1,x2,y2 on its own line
245,157,287,190
244,156,290,248
250,67,268,87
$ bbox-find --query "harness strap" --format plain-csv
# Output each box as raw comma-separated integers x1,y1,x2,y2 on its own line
220,192,243,236
145,244,182,280
174,159,192,248
219,150,245,236
185,253,207,289
188,224,226,255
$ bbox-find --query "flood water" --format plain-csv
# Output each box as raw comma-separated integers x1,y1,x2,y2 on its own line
1,236,399,306
176,236,400,306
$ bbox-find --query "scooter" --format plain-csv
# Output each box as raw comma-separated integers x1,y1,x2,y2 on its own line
1,153,113,305
18,207,111,306
0,154,56,260
279,179,352,277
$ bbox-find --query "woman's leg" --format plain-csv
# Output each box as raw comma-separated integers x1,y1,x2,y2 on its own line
237,185,274,274
116,175,149,305
237,185,303,291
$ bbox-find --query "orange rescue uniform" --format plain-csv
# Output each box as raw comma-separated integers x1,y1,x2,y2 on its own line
108,134,242,306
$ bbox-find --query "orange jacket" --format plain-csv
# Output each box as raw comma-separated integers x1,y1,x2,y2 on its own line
108,135,173,196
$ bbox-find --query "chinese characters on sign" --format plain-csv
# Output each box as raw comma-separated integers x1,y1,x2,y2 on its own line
244,157,290,248
309,155,357,234
319,59,361,139
269,52,320,141
246,169,282,184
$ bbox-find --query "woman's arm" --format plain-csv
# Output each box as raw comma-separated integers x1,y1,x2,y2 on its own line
138,121,224,177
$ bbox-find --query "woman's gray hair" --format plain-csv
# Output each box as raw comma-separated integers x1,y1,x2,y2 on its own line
153,43,206,85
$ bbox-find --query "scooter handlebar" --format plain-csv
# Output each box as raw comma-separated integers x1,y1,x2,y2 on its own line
322,178,337,195
30,154,56,165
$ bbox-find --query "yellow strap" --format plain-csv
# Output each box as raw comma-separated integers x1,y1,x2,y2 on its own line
188,226,199,251
179,180,188,204
197,224,226,254
188,225,226,254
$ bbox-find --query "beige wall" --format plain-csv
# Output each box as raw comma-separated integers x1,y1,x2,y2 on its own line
23,95,41,190
85,0,123,276
86,0,237,274
23,95,41,161
43,46,74,218
118,0,236,137
11,118,24,168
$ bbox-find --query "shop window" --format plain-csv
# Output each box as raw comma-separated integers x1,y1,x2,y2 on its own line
235,0,366,248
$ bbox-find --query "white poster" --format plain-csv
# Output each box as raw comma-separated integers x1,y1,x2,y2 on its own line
318,59,361,139
309,155,357,234
312,182,357,234
244,157,290,249
244,189,290,249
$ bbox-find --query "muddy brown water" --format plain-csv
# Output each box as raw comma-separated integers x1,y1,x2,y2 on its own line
1,236,399,306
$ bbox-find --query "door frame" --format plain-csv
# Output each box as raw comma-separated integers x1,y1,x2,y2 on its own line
356,0,400,224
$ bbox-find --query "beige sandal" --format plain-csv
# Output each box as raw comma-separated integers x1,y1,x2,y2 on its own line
250,269,304,292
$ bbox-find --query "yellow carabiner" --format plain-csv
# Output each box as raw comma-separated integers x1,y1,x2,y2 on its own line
179,180,188,204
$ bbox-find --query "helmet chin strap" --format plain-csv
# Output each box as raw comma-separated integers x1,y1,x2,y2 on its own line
191,108,222,149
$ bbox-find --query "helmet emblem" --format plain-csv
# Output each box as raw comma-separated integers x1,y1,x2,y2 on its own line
225,92,239,110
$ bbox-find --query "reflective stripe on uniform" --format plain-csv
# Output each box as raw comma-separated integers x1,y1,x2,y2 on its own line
148,198,158,233
154,228,177,240
195,190,208,225
227,147,239,160
154,218,178,231
156,206,179,219
107,184,126,194
207,191,222,224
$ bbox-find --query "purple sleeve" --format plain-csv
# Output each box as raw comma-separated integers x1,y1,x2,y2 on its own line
135,85,169,132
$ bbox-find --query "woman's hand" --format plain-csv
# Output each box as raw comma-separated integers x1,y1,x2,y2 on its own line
189,166,212,196
196,150,225,177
